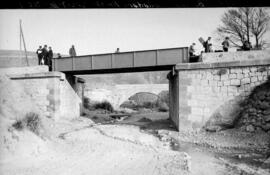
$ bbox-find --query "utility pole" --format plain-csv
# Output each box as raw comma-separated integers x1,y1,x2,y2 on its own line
20,19,29,66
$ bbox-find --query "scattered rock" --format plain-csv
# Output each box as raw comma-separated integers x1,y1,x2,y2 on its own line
261,123,270,131
263,109,270,115
236,79,270,133
246,125,255,132
138,117,152,123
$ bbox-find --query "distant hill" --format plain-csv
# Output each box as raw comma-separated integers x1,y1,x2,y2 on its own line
0,49,63,58
0,50,37,58
0,49,59,68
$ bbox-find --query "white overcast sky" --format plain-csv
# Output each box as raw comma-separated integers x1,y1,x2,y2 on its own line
0,8,269,55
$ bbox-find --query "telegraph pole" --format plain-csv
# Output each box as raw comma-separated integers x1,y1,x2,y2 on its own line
20,19,29,66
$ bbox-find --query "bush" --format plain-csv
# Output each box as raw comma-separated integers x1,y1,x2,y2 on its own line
83,97,91,109
94,101,114,112
12,112,41,136
12,120,24,131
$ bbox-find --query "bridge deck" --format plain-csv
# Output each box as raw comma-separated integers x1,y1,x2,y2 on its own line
52,47,189,74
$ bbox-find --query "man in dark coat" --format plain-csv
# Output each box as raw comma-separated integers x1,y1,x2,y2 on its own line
69,45,76,57
204,37,212,53
48,46,53,71
222,37,230,52
36,46,43,65
41,45,48,65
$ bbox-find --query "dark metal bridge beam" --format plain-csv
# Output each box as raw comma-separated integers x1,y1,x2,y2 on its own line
52,47,189,74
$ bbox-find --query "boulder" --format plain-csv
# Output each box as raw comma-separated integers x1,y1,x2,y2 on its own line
120,100,137,109
246,125,255,132
263,115,270,122
128,92,159,106
261,123,270,131
204,98,242,132
157,90,169,106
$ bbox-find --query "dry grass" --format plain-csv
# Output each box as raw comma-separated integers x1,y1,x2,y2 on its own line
12,112,41,136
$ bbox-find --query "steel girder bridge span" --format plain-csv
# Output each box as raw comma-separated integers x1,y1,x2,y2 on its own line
52,47,189,74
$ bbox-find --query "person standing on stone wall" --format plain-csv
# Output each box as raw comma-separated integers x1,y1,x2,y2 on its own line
222,37,230,52
41,45,48,65
48,46,53,71
69,45,77,57
36,45,43,65
189,43,196,57
204,37,212,53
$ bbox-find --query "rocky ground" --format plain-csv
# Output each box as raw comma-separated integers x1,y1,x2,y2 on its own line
0,109,270,175
0,115,190,175
83,111,270,175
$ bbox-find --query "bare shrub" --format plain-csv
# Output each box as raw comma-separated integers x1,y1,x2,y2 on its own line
12,112,41,136
12,120,24,131
94,101,114,112
83,97,91,109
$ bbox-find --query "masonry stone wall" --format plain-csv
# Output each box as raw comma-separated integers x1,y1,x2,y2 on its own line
202,50,270,63
171,59,270,131
3,66,81,120
59,76,81,119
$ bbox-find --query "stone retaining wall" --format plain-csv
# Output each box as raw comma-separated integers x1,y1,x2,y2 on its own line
202,50,270,63
2,66,81,120
170,59,270,131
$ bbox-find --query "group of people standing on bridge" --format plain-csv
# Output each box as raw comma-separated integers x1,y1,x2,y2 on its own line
36,45,77,70
188,36,253,62
36,45,53,71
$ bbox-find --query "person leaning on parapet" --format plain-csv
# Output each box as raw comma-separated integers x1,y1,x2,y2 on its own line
36,45,43,65
222,37,230,52
204,37,212,53
69,45,77,57
242,40,252,51
47,46,53,71
41,45,48,65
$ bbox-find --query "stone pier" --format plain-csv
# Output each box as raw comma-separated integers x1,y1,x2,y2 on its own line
169,53,270,131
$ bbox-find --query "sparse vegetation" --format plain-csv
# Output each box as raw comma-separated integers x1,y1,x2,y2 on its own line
94,101,114,112
12,112,42,136
12,120,24,131
83,97,94,110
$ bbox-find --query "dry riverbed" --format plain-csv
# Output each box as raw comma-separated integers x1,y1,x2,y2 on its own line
85,111,270,175
1,112,269,175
